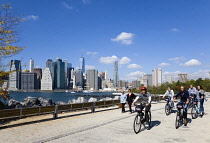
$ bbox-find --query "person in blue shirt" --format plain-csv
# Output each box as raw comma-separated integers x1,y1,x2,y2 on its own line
120,91,127,113
174,86,190,126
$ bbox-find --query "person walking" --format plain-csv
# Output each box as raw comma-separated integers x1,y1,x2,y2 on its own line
127,89,136,114
120,91,127,113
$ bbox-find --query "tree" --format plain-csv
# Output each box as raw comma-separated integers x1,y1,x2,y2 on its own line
0,3,25,108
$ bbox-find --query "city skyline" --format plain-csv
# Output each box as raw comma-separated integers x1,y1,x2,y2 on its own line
4,0,210,81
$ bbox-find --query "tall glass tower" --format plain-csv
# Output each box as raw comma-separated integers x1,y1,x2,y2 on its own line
113,61,119,88
54,58,65,89
79,57,85,73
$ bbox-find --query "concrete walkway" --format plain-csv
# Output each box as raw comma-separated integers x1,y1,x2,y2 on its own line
0,101,210,143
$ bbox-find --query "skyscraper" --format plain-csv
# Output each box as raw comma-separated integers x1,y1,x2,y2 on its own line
86,69,99,90
74,69,84,89
41,68,53,91
46,59,54,88
54,57,65,89
105,70,109,81
166,75,174,83
79,57,85,73
8,60,21,91
21,72,38,91
178,74,188,83
34,68,42,89
152,68,162,87
113,61,119,88
29,58,34,73
141,74,152,87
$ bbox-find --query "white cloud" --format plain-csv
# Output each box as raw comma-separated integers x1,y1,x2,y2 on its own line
85,65,95,70
119,57,131,64
163,71,182,76
159,63,170,67
127,71,145,79
181,59,202,66
169,57,185,63
170,28,180,32
86,52,98,56
63,2,73,10
81,0,91,4
99,55,118,64
127,64,142,69
111,32,135,45
26,15,39,20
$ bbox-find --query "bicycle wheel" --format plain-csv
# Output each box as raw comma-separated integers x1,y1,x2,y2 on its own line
165,104,170,115
175,112,182,129
148,111,152,130
133,114,142,134
191,105,198,119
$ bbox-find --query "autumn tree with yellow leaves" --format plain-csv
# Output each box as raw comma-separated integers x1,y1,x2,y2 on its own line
0,3,25,108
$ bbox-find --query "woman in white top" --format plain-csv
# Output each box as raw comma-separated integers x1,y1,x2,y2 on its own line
163,87,174,108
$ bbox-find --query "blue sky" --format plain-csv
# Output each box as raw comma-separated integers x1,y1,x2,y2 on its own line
4,0,210,81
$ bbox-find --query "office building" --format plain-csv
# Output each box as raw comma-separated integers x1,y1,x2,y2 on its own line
54,57,65,89
86,69,99,90
152,68,162,87
178,74,188,83
29,58,34,73
8,60,21,91
132,80,141,88
74,69,84,89
141,74,152,87
34,68,42,89
166,75,174,83
41,68,53,91
21,72,38,91
113,61,119,88
118,80,128,89
79,57,85,73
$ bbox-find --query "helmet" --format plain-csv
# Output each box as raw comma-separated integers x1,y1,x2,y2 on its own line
141,87,147,90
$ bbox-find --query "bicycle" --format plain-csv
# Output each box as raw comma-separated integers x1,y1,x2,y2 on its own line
133,105,151,134
165,97,173,115
175,102,184,129
191,100,204,119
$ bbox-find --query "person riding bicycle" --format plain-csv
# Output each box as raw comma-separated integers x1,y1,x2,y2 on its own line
163,87,175,108
197,85,205,115
132,86,152,127
174,86,190,126
188,85,198,101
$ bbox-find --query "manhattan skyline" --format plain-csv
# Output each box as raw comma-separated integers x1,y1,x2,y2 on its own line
4,0,210,81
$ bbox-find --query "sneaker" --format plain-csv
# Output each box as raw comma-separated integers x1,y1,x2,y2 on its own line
145,124,149,128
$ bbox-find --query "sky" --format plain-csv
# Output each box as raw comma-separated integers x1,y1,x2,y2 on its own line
3,0,210,81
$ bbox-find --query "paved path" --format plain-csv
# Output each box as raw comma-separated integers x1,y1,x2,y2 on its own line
0,101,210,143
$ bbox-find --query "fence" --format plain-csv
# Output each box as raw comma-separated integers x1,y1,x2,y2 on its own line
0,95,175,121
0,100,121,120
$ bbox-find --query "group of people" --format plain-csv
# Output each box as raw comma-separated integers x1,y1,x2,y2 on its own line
120,85,207,127
120,87,152,127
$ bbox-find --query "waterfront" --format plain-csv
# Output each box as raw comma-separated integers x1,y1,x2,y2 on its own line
9,92,117,103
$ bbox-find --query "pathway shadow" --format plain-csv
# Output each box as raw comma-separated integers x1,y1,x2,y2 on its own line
150,120,161,130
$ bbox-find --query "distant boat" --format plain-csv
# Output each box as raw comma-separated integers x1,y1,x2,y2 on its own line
71,92,76,93
112,93,122,95
83,90,93,93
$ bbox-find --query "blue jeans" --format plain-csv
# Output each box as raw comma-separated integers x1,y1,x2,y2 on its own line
200,99,204,113
183,104,188,119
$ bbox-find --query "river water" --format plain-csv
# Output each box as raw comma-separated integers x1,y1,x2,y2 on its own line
8,92,117,103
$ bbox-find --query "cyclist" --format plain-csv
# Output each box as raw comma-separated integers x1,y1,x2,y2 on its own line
188,85,198,101
163,87,175,109
132,87,152,127
174,86,190,126
197,85,205,115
